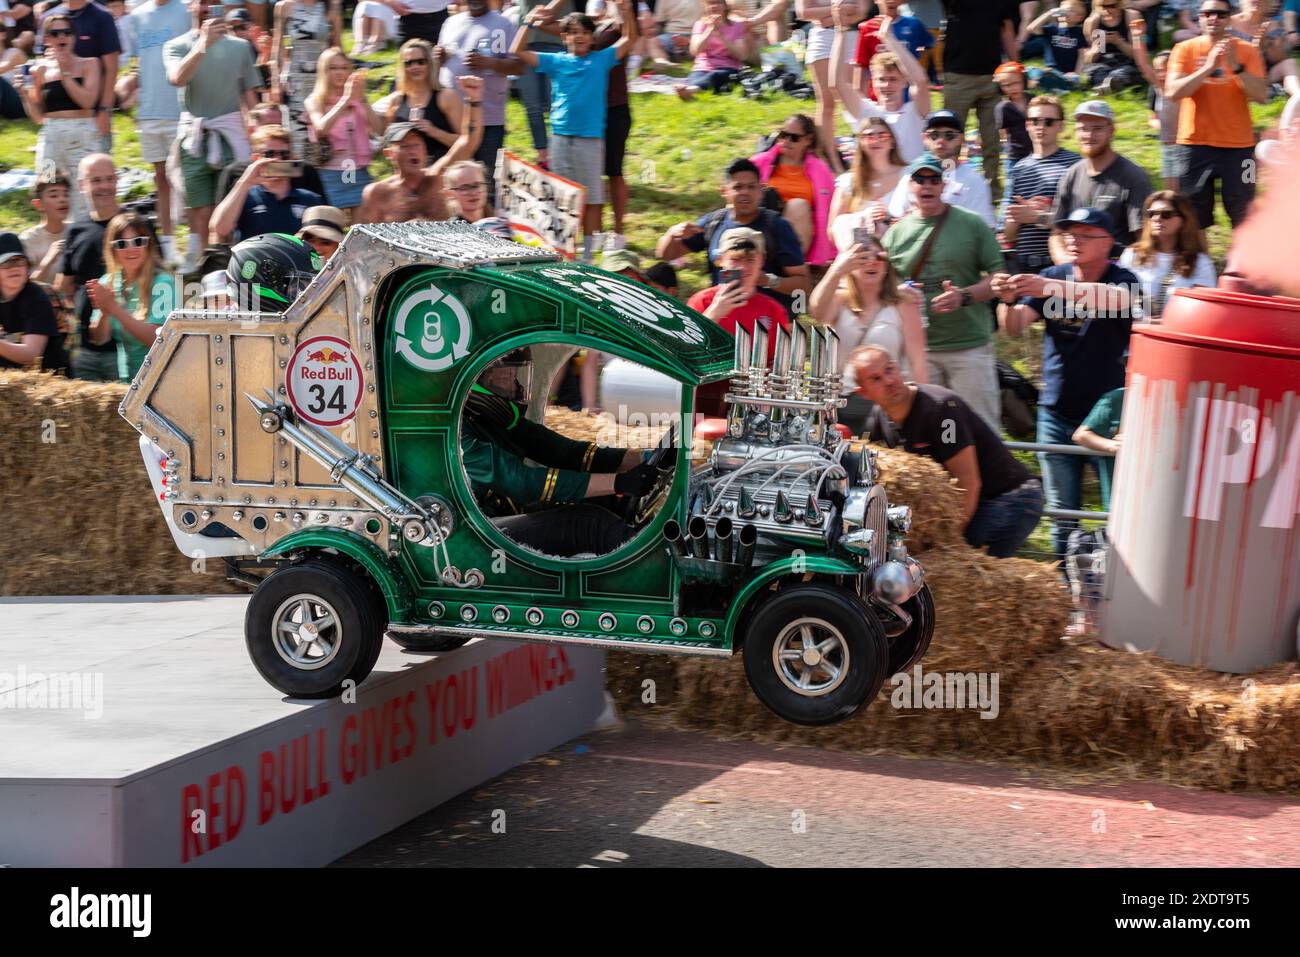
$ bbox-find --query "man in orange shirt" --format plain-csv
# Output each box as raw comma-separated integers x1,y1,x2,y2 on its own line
1167,0,1270,236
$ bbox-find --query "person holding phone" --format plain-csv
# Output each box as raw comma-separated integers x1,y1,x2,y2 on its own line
685,227,790,416
20,13,101,223
210,123,323,242
1080,0,1140,93
304,46,383,213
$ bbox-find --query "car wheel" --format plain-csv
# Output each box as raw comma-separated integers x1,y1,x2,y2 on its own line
387,631,473,653
245,561,384,698
885,583,936,677
742,584,890,726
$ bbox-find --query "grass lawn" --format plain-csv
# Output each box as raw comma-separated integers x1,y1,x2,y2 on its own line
0,38,1285,562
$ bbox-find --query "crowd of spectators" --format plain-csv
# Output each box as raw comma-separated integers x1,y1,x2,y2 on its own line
0,0,1293,569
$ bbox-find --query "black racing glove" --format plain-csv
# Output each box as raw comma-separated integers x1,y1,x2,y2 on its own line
465,388,519,430
615,461,660,498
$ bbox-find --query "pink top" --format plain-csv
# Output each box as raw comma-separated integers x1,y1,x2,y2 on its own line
692,18,747,72
317,99,374,170
750,143,838,267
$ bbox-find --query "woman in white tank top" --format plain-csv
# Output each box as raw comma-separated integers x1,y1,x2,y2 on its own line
809,232,927,394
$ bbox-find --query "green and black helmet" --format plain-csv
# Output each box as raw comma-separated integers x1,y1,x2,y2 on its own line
225,233,323,311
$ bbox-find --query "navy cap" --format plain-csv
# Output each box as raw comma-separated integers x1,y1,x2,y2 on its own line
924,109,963,132
0,231,26,265
1054,206,1116,235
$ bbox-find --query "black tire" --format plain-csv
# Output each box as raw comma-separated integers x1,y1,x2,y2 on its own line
348,576,389,683
885,583,936,677
386,631,472,653
244,561,384,698
742,584,891,726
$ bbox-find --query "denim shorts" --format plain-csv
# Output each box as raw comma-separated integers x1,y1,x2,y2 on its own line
320,166,372,209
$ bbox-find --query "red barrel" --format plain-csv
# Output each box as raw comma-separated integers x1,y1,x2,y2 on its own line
1100,279,1300,671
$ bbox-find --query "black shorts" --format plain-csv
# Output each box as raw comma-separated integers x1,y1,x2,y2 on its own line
604,103,632,178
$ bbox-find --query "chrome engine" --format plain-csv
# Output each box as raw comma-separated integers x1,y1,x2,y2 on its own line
667,319,924,618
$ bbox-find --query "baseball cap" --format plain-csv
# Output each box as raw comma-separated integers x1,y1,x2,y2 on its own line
717,226,765,256
225,8,251,23
1054,206,1117,235
906,151,945,177
924,109,963,132
1074,99,1115,123
600,248,641,274
382,121,421,147
0,232,27,265
296,206,347,244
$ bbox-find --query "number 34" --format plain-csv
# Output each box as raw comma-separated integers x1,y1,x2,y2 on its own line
307,384,347,415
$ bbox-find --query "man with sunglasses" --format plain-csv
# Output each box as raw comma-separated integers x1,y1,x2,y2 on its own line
994,206,1141,564
888,109,996,227
36,0,121,152
882,151,1005,429
1003,93,1080,274
211,124,324,243
1168,0,1269,236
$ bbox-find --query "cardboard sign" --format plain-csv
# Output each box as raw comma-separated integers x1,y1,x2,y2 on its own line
494,151,586,260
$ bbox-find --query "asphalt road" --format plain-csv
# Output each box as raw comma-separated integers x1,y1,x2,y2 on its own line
334,718,1300,868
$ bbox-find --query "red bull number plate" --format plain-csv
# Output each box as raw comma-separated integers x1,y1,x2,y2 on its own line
287,335,365,427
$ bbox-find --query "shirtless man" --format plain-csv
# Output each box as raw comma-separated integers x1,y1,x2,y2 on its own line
357,74,484,224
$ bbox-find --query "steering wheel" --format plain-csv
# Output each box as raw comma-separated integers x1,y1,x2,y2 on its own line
621,423,678,528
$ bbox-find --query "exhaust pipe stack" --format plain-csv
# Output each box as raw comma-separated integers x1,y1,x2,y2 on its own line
714,516,734,564
735,522,757,568
663,518,689,557
688,515,710,560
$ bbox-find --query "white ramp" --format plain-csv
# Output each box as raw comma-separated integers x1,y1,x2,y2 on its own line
0,596,606,867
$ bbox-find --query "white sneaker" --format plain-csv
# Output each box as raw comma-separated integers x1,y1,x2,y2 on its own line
159,235,183,269
603,232,627,251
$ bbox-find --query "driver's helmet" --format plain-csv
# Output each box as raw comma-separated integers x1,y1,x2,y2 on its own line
477,347,533,403
225,233,323,312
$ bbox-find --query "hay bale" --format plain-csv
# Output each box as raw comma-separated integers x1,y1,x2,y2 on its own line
867,445,966,555
1010,639,1300,791
0,371,241,596
609,545,1070,754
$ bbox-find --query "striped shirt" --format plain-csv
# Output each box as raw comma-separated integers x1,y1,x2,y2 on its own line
1003,148,1080,270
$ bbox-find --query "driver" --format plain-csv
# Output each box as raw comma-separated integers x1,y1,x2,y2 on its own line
224,233,325,312
461,348,672,557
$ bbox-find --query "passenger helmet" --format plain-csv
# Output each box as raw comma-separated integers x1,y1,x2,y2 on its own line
226,233,323,311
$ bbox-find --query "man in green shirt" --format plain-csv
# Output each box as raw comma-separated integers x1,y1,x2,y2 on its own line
165,0,263,269
882,152,1005,429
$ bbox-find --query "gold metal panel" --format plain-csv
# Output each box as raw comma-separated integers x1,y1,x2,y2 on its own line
231,334,277,484
147,334,213,481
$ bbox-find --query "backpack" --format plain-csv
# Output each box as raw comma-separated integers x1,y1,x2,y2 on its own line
997,359,1039,440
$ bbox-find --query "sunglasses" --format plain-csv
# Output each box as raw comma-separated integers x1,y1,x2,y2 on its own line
403,57,428,67
1199,9,1229,18
777,131,809,142
262,148,292,159
911,172,943,184
1027,117,1061,127
111,235,150,251
47,27,74,37
860,129,892,140
1146,208,1179,220
925,130,960,142
449,183,485,192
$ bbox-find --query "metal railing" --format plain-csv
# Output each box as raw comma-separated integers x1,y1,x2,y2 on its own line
1004,440,1115,524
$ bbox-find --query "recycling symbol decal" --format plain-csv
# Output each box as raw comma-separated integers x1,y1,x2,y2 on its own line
394,282,473,372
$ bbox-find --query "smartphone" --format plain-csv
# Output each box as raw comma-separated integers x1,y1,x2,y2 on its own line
719,269,744,285
210,3,225,18
852,226,875,247
408,106,424,122
264,160,303,178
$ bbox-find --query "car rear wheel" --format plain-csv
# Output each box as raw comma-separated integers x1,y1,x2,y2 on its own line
742,584,890,726
245,561,384,698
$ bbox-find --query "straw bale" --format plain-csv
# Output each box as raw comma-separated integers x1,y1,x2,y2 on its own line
0,371,240,595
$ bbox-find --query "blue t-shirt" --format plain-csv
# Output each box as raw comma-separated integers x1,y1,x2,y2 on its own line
126,0,191,120
236,186,323,242
891,14,935,60
1022,263,1139,423
534,44,618,138
1041,23,1086,73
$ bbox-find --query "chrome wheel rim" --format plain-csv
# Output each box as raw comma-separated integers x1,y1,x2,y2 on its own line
272,593,343,671
772,617,849,697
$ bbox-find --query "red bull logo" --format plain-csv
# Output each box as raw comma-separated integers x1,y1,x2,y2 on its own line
305,346,347,364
